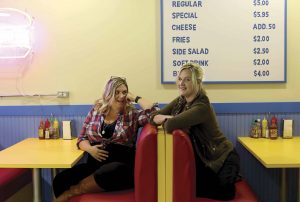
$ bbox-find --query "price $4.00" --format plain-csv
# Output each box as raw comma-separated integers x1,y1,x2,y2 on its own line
254,70,270,77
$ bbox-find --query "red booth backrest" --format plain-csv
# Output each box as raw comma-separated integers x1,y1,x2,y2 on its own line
70,123,158,202
134,123,158,202
172,129,196,202
172,129,260,202
0,168,32,201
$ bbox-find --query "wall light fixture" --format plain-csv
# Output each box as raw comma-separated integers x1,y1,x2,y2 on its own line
0,8,33,59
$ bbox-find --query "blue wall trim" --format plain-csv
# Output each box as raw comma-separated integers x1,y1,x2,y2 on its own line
213,102,299,113
0,105,91,116
0,102,299,116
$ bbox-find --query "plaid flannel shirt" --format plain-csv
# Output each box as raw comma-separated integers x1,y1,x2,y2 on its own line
77,105,158,148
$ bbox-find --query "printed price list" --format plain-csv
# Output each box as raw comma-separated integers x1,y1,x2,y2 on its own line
161,0,286,83
252,0,273,79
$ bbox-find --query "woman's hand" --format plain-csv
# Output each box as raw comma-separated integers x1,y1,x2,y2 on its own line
127,91,154,110
87,145,109,162
127,92,136,102
153,114,173,125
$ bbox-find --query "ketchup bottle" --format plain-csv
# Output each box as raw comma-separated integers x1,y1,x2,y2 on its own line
269,115,278,139
44,119,50,139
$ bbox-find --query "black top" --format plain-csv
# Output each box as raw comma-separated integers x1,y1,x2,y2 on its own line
101,120,117,139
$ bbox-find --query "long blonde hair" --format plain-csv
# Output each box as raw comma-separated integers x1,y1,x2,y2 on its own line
94,77,133,114
178,63,205,95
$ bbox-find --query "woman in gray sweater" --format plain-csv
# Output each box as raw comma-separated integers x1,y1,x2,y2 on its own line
151,63,240,200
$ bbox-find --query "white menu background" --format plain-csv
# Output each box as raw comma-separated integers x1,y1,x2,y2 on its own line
161,0,286,83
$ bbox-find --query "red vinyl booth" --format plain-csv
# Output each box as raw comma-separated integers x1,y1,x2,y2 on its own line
70,123,158,202
0,168,32,201
172,129,260,202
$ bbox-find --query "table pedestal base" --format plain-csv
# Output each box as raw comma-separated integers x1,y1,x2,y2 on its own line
51,168,57,200
32,168,41,202
298,168,300,202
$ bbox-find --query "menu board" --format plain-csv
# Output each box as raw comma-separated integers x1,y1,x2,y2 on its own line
161,0,286,83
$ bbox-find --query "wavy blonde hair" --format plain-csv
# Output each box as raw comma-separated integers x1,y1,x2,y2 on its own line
178,63,206,95
94,77,133,114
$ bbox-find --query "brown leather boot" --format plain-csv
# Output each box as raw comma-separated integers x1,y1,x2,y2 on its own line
53,175,103,202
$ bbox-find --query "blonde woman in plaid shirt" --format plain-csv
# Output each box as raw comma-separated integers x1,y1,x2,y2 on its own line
53,77,158,202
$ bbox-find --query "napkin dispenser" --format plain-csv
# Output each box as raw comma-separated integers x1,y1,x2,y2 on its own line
283,119,293,139
62,121,72,140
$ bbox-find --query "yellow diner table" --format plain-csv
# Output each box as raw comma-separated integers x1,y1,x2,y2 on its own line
238,136,300,202
0,138,84,202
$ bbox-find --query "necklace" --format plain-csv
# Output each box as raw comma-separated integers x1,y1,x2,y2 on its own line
101,122,108,135
101,120,116,136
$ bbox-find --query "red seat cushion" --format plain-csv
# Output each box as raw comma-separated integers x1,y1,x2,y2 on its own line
196,180,260,202
232,180,260,202
0,168,32,201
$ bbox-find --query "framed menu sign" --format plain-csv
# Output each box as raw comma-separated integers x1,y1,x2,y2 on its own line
161,0,287,83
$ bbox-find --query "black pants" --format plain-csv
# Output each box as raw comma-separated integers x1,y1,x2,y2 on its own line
195,149,240,201
53,144,135,197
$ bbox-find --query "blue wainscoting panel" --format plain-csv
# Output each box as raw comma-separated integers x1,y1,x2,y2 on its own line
0,103,300,202
0,114,87,202
217,112,300,202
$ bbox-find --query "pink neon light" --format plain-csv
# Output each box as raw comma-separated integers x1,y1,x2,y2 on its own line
0,8,33,59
